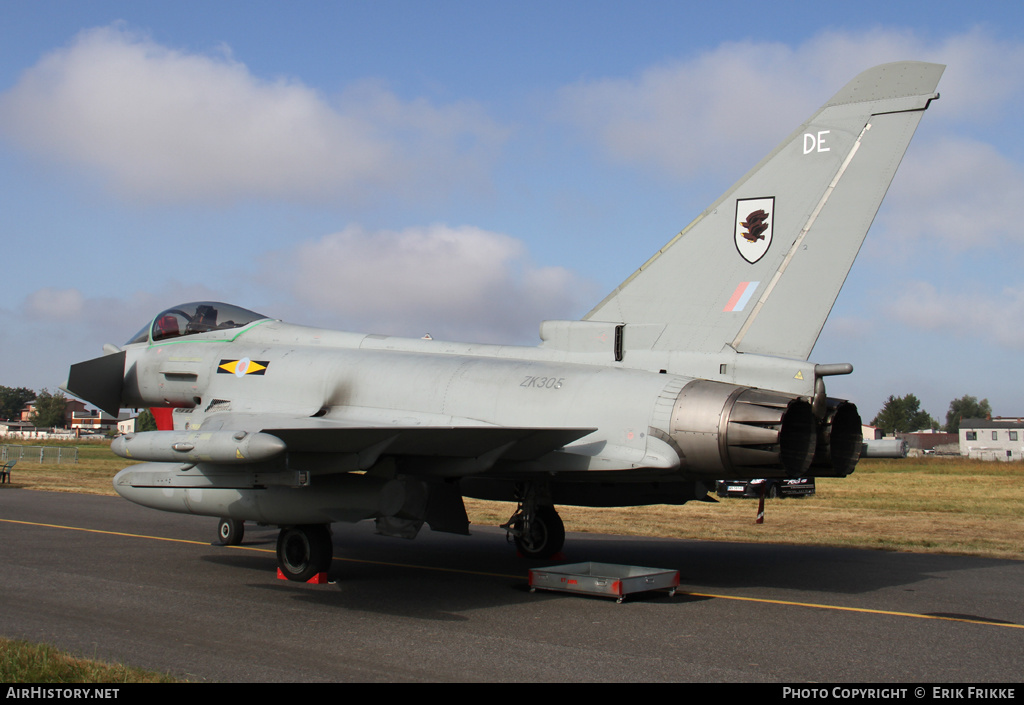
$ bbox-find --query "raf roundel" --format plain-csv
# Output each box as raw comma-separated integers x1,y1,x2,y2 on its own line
218,358,269,377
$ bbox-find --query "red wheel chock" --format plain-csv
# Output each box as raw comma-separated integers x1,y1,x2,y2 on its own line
277,568,330,584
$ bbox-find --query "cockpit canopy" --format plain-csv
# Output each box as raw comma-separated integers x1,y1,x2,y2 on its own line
126,302,269,345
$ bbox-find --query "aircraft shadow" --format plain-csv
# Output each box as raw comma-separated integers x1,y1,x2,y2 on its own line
195,522,1017,621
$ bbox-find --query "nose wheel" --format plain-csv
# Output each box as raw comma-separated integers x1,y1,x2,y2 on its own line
276,524,333,582
217,518,245,545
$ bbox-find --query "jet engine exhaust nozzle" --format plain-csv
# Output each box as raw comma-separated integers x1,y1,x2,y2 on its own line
811,400,863,477
669,380,817,479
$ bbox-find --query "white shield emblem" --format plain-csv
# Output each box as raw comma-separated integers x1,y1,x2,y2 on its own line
734,197,774,264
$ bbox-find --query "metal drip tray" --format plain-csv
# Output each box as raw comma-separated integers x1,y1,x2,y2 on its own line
528,562,679,603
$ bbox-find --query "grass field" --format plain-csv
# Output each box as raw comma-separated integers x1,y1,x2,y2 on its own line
3,441,1023,559
0,638,176,683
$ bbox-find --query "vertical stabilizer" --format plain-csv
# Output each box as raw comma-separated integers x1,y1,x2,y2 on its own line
584,62,943,359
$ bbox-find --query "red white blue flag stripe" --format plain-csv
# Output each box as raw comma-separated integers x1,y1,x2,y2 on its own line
723,281,759,312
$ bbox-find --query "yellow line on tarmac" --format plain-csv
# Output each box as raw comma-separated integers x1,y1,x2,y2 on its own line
0,518,521,580
1,518,213,547
677,591,1024,629
5,517,1022,629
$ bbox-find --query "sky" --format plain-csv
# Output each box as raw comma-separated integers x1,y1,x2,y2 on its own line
1,0,1023,426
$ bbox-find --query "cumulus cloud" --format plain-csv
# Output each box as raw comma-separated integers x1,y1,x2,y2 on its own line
0,25,508,205
554,27,1024,180
5,284,231,392
17,284,227,336
916,27,1024,124
263,224,594,343
877,137,1024,251
25,288,86,321
555,42,815,180
13,229,594,354
555,26,1024,270
889,281,1024,350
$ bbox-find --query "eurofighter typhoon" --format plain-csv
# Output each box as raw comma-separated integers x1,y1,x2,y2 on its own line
66,62,943,581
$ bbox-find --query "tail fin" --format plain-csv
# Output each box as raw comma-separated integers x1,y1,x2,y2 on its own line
584,61,944,359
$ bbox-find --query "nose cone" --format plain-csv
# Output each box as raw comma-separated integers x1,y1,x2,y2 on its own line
66,351,126,417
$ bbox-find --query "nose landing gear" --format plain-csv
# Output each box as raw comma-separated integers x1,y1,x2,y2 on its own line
502,484,565,559
217,518,245,546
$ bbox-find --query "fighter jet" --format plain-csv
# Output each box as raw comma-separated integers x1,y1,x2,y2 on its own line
66,62,943,581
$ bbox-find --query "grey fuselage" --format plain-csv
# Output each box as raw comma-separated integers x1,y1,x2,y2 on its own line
106,314,858,527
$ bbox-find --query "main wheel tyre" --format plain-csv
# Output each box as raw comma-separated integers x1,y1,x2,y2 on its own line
276,525,333,582
514,505,565,559
217,518,244,546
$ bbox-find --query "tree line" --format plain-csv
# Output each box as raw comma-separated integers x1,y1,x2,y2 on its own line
1,383,997,437
0,385,68,428
870,394,993,435
2,385,158,432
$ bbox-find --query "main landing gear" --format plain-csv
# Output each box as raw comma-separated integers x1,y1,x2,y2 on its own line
216,519,333,581
275,524,334,582
502,484,565,559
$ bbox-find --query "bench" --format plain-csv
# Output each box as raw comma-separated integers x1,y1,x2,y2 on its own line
0,460,15,484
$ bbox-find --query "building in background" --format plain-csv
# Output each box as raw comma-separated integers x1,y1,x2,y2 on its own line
20,398,87,426
959,418,1024,461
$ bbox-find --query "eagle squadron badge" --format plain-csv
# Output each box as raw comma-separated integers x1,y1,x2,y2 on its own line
734,197,774,264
